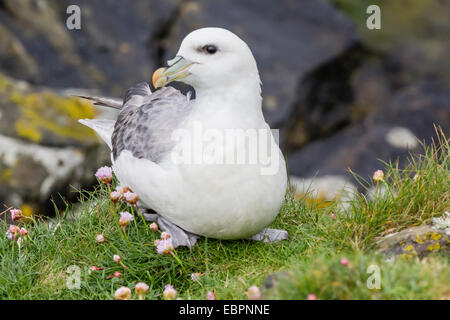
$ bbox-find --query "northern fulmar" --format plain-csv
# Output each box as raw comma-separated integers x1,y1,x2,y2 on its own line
79,27,288,248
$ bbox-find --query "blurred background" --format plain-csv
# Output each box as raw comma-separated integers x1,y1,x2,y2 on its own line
0,0,448,217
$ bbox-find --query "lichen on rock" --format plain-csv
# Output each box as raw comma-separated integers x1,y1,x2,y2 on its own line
0,73,98,146
377,225,449,261
0,73,113,216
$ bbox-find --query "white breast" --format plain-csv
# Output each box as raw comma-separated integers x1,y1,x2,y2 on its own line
113,128,287,239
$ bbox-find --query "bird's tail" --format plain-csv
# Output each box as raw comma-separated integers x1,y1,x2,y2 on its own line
78,119,115,150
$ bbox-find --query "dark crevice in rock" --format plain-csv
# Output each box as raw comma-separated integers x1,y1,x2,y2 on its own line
283,43,374,155
149,1,183,72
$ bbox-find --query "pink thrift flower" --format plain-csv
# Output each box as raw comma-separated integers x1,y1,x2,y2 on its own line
6,230,14,241
9,225,20,234
160,232,171,240
306,293,317,300
19,228,28,237
8,225,20,240
89,266,104,271
163,284,177,300
156,238,174,255
206,291,216,300
110,191,122,204
114,286,131,300
96,234,106,243
373,170,384,182
330,213,337,219
107,271,122,279
113,255,122,263
190,273,201,281
135,282,149,300
247,286,261,300
340,258,349,266
149,222,159,232
95,166,113,184
119,212,134,230
10,208,24,221
124,191,139,205
115,186,132,195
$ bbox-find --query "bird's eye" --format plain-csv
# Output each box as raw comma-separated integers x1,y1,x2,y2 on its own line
202,45,218,54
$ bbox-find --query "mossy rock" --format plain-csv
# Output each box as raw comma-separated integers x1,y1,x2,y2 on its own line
377,225,449,260
0,73,98,147
0,74,113,217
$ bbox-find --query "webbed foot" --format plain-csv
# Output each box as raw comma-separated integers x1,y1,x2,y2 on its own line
143,212,199,249
249,228,289,243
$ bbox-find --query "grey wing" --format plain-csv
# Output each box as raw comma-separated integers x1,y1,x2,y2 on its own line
112,85,192,163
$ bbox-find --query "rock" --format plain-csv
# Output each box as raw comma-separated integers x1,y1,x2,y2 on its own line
287,123,402,179
287,80,449,180
262,271,290,290
432,212,450,231
283,45,368,149
350,59,392,121
0,0,180,96
368,80,450,145
0,23,38,80
386,42,450,89
377,225,449,261
162,0,360,128
0,73,114,216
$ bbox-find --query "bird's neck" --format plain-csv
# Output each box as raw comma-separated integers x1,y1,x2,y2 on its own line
193,76,264,123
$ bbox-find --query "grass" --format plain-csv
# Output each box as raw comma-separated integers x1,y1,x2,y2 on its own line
0,129,448,300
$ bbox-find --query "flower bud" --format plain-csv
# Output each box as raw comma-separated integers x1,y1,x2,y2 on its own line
190,272,201,281
114,286,131,300
163,284,177,300
161,232,171,240
95,166,113,185
206,291,216,300
107,271,122,279
306,293,317,300
113,255,122,263
135,282,149,300
124,192,139,205
9,225,20,234
96,234,106,243
373,170,384,182
110,191,122,204
149,222,159,232
340,258,349,266
10,208,24,221
119,212,134,230
89,266,104,271
156,239,174,255
247,286,261,300
6,231,14,241
115,186,132,195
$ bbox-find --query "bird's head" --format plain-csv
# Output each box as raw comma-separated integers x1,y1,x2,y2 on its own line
152,27,260,91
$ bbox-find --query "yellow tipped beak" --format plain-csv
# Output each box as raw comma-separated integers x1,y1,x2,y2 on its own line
152,56,194,89
152,68,167,89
